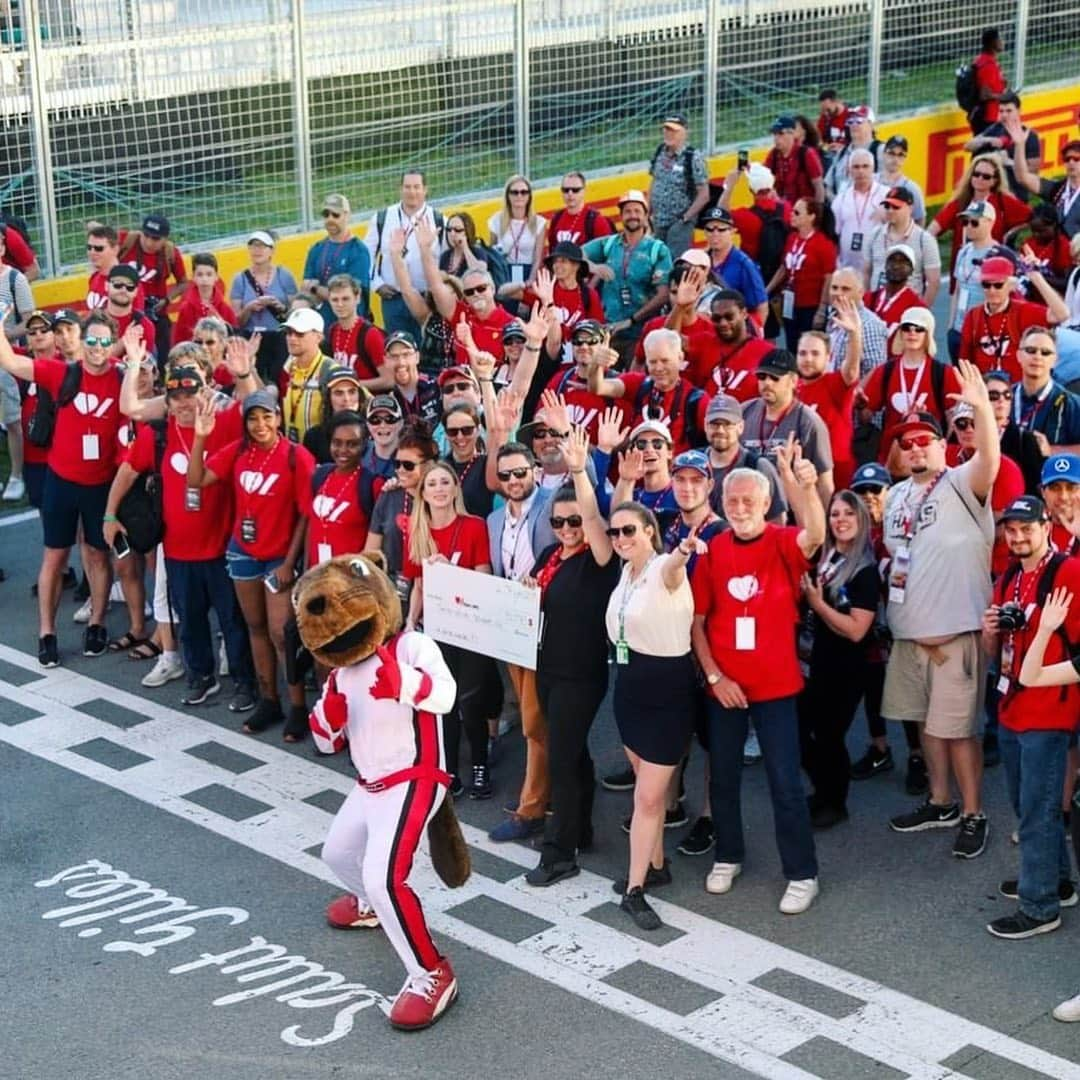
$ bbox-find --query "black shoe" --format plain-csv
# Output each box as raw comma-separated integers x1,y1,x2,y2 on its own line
469,764,492,800
987,910,1061,939
283,704,309,742
449,775,465,798
613,858,672,895
621,806,688,835
38,634,59,668
889,798,960,832
952,814,989,858
677,816,715,857
905,754,929,796
82,623,107,657
1000,879,1078,907
983,732,1001,768
850,745,894,781
182,675,221,707
227,684,257,713
525,860,581,887
601,766,636,791
620,886,662,931
242,696,283,732
73,574,90,603
811,805,849,830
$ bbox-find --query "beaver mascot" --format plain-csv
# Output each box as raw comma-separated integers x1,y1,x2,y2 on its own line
294,552,470,1031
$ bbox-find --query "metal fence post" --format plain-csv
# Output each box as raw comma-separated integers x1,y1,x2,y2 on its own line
1013,0,1030,90
21,0,61,275
290,0,314,230
514,0,530,178
703,0,718,153
867,0,883,117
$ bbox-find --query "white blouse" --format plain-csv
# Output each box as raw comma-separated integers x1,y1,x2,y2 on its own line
487,212,547,278
605,552,693,658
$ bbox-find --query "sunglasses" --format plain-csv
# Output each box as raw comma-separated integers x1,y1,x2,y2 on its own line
463,284,489,297
442,382,474,395
703,225,731,233
1021,345,1055,357
953,417,974,431
497,467,531,481
987,389,1012,401
550,514,583,528
446,225,466,233
606,524,639,538
84,335,113,347
322,209,343,218
972,171,996,180
983,281,1008,290
86,243,107,252
857,484,886,494
561,185,584,194
1065,155,1080,164
26,326,51,335
508,188,531,196
898,433,936,450
756,371,782,381
531,427,567,439
166,376,201,392
963,219,982,227
110,281,137,292
572,336,602,346
194,337,218,346
394,459,419,471
899,323,927,333
446,424,477,437
633,438,668,450
367,412,399,425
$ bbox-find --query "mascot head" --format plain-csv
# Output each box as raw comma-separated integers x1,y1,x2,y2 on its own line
293,552,402,668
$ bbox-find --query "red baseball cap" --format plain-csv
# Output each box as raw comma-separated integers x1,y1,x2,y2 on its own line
437,365,478,388
890,411,943,444
980,255,1014,283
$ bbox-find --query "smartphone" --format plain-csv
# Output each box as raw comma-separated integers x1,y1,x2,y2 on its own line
264,571,282,594
737,148,749,170
113,533,131,560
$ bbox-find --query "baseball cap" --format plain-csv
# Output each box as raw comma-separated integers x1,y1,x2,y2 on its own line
961,200,997,222
850,462,891,491
52,309,81,326
662,114,688,129
705,394,742,423
1042,454,1080,487
437,365,478,388
571,319,605,345
322,365,361,391
241,388,279,417
384,330,418,351
999,495,1049,524
322,193,350,215
366,394,403,422
141,213,170,238
502,320,527,343
700,207,735,227
980,255,1014,283
677,248,711,269
757,348,799,377
891,411,943,443
164,365,202,397
108,263,140,285
881,186,915,208
617,189,649,210
25,309,54,330
948,400,975,422
893,306,937,357
547,241,585,264
884,134,909,152
770,115,796,133
847,105,875,125
629,419,673,445
283,308,325,334
747,163,775,193
885,243,917,265
247,230,275,247
672,450,712,477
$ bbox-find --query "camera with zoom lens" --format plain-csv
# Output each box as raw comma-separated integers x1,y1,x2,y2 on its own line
997,602,1027,632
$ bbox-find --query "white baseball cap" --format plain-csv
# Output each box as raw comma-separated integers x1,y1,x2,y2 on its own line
283,308,325,335
747,163,775,193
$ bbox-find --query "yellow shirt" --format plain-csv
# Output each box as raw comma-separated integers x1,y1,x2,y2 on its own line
283,352,331,443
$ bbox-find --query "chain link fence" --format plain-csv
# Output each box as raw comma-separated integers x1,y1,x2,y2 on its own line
0,0,1074,274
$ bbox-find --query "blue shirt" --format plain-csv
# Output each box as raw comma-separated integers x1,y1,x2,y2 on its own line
1013,380,1080,446
303,237,371,323
712,247,767,310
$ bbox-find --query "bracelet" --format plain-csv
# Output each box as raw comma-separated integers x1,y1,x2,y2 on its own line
570,468,586,475
477,376,494,383
234,368,253,379
103,513,118,524
523,344,541,352
677,543,693,556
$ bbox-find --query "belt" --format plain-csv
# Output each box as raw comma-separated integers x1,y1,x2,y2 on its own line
357,765,452,793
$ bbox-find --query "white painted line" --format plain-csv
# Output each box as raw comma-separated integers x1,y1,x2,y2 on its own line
1,642,1077,1080
0,508,39,528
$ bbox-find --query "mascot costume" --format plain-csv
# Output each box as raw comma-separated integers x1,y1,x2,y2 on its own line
294,553,471,1031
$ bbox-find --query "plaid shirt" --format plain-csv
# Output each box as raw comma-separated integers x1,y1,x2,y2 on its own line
829,305,888,379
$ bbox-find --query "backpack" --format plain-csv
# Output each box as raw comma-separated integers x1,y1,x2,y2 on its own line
471,239,511,290
374,207,445,273
649,144,698,203
311,462,377,521
0,211,33,250
749,204,791,283
955,61,980,116
549,207,601,245
878,357,948,420
116,420,168,554
27,361,84,448
3,267,23,325
632,378,706,448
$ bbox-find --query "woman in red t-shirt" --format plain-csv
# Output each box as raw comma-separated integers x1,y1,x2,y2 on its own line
305,410,370,567
404,460,495,798
173,253,237,346
188,390,314,740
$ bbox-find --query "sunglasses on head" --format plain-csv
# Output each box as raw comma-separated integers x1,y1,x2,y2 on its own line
633,437,667,451
366,412,399,425
394,458,419,471
953,417,974,431
561,185,583,194
606,524,639,538
497,467,531,481
442,381,474,395
1021,344,1055,357
166,376,201,393
84,335,113,347
446,423,477,437
898,433,936,450
110,281,136,292
463,283,489,297
86,243,106,252
987,388,1012,401
550,514,583,528
899,322,927,333
531,427,566,440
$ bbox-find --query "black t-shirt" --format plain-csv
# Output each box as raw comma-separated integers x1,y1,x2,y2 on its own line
369,487,412,579
533,542,619,682
449,453,494,518
809,560,879,673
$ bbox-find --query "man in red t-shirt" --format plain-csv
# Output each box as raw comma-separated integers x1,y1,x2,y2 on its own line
981,495,1080,937
104,264,158,360
816,90,849,158
0,220,39,280
544,320,628,442
11,309,57,508
682,288,772,400
970,28,1008,134
85,224,143,311
691,438,826,912
118,214,188,357
764,116,825,206
637,254,719,376
326,273,388,391
545,172,613,252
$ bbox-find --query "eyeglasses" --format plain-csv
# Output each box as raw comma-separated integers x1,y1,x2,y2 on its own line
606,524,639,538
446,424,477,438
703,225,731,233
110,281,136,292
987,389,1012,401
394,459,419,471
983,281,1008,290
550,514,583,528
366,412,399,425
84,335,113,347
1020,345,1056,357
898,433,936,450
446,225,466,233
86,243,106,252
531,427,567,439
972,171,996,180
26,326,51,335
561,185,583,194
497,467,531,481
633,438,668,450
463,283,489,297
899,323,927,333
953,417,974,431
322,209,343,218
508,188,531,196
442,381,474,395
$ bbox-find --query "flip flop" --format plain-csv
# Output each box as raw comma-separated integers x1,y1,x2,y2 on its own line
108,631,142,653
128,639,163,661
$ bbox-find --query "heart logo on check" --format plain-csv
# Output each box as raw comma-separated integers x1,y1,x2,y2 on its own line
73,392,100,415
727,575,759,602
239,470,265,494
169,452,189,475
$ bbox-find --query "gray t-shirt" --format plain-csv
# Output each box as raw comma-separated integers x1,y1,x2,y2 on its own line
739,399,834,475
883,461,993,639
707,448,788,523
369,487,411,580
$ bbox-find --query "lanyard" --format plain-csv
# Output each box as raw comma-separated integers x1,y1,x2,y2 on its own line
1013,380,1053,430
1059,183,1080,220
507,219,529,262
896,358,926,410
873,287,907,321
617,554,656,642
620,236,642,281
900,469,947,542
850,187,872,230
758,399,795,447
1012,549,1054,609
787,231,813,274
817,551,847,588
502,505,530,576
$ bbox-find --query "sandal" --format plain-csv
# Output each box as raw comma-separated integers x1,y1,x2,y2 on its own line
128,639,162,661
108,631,142,653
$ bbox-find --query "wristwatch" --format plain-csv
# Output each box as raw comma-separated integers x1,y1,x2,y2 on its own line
706,673,721,686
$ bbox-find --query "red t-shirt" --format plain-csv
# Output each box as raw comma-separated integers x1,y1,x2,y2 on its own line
329,319,386,381
782,230,837,309
862,357,963,438
118,232,188,300
634,311,715,372
206,436,315,560
1052,522,1080,557
817,108,850,147
545,367,629,442
1,225,34,273
33,358,123,486
765,146,824,204
798,372,856,489
451,300,512,365
173,291,237,345
946,444,1025,576
306,466,372,567
993,554,1080,733
127,407,243,561
934,193,1031,276
864,286,928,354
959,298,1049,382
524,281,604,341
111,310,158,358
402,513,490,579
692,524,810,702
545,207,613,250
619,371,709,453
86,270,146,313
973,51,1006,125
688,335,773,401
731,197,792,263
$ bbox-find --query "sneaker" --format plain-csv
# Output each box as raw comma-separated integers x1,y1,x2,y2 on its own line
449,775,465,798
905,753,929,796
389,959,458,1031
779,877,819,914
621,806,689,835
743,729,762,764
982,731,1001,768
524,860,581,887
325,893,380,929
677,816,715,857
488,815,544,843
243,697,283,732
850,745,893,781
109,581,124,604
613,858,672,894
952,813,988,858
705,862,742,895
142,653,184,687
217,634,229,677
469,764,492,800
889,799,960,833
37,634,59,668
181,675,221,707
619,886,662,931
82,623,107,657
601,766,636,791
227,684,257,713
72,599,92,624
999,879,1078,907
2,475,25,502
1053,991,1080,1022
986,910,1060,939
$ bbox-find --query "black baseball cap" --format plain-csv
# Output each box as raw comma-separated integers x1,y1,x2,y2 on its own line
1000,495,1049,524
52,309,81,326
571,319,605,345
547,241,585,264
384,331,418,351
25,309,55,330
757,348,798,377
108,263,140,285
700,207,735,227
141,213,170,238
885,135,909,152
502,320,527,343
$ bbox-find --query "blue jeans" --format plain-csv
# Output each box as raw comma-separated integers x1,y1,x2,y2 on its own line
379,293,421,342
999,725,1073,920
707,694,818,881
166,555,255,688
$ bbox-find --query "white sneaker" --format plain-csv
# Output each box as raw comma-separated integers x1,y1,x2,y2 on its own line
743,729,762,764
1053,991,1080,1022
2,475,25,502
705,862,742,895
109,581,124,603
73,599,92,624
218,634,229,677
142,654,184,687
779,877,819,915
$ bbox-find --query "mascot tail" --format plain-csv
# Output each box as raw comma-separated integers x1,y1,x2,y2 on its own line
428,799,471,887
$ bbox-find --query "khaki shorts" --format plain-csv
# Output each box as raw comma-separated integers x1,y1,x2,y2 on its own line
0,369,20,426
882,632,985,739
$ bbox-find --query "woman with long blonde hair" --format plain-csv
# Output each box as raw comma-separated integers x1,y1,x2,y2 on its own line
488,174,547,286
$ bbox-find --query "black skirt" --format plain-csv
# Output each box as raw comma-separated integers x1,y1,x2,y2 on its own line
612,649,696,766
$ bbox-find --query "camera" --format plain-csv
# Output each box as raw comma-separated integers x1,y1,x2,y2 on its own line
997,602,1027,632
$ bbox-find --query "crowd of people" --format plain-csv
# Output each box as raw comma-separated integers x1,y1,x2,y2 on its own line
4,23,1080,1018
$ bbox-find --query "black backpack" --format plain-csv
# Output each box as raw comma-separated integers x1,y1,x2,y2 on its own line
750,204,791,283
549,207,602,245
471,239,512,289
117,420,168,554
26,362,84,448
374,207,445,271
0,210,33,250
878,357,948,419
311,463,377,520
955,62,980,116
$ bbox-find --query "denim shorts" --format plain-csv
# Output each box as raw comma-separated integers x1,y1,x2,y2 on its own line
224,537,285,582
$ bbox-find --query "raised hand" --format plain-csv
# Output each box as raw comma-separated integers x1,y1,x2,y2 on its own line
532,267,555,307
1040,586,1074,635
562,424,590,472
678,519,708,556
470,349,496,382
673,265,707,307
946,357,992,411
225,335,255,375
455,313,477,353
415,217,438,249
537,389,570,435
617,446,646,483
122,324,147,366
829,295,861,334
523,301,549,344
193,391,217,438
596,405,630,453
389,227,407,252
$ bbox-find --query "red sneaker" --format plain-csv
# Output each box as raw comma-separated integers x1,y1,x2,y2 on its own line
325,893,380,930
389,958,458,1031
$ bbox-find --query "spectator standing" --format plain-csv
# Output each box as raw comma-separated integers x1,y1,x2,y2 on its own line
1008,327,1080,457
865,187,941,303
280,308,334,445
1006,123,1080,240
797,319,859,491
965,92,1041,202
173,253,236,345
305,410,373,564
865,244,928,354
0,214,40,280
968,27,1008,135
304,194,371,327
104,265,157,360
438,212,486,279
119,214,187,358
767,199,837,350
699,208,769,325
0,231,34,342
647,114,710,259
764,116,825,206
386,332,441,430
947,202,1003,360
302,366,365,464
816,90,850,165
986,370,1045,495
878,136,927,225
6,309,56,506
831,150,889,276
85,225,137,311
360,393,405,483
326,274,388,392
827,268,889,379
825,106,881,197
230,230,296,385
681,288,773,400
546,172,613,251
488,176,547,287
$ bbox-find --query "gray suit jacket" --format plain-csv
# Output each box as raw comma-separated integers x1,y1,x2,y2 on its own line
487,487,556,578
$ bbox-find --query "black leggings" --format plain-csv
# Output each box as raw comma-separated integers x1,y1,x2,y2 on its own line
441,643,498,775
799,661,867,811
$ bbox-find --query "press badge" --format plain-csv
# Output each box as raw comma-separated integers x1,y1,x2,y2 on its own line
82,434,100,461
956,287,969,313
888,545,911,604
241,517,257,544
287,426,300,444
781,289,795,320
850,232,863,252
185,486,201,511
735,616,756,651
997,637,1015,696
615,640,630,665
317,542,332,564
619,285,633,309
